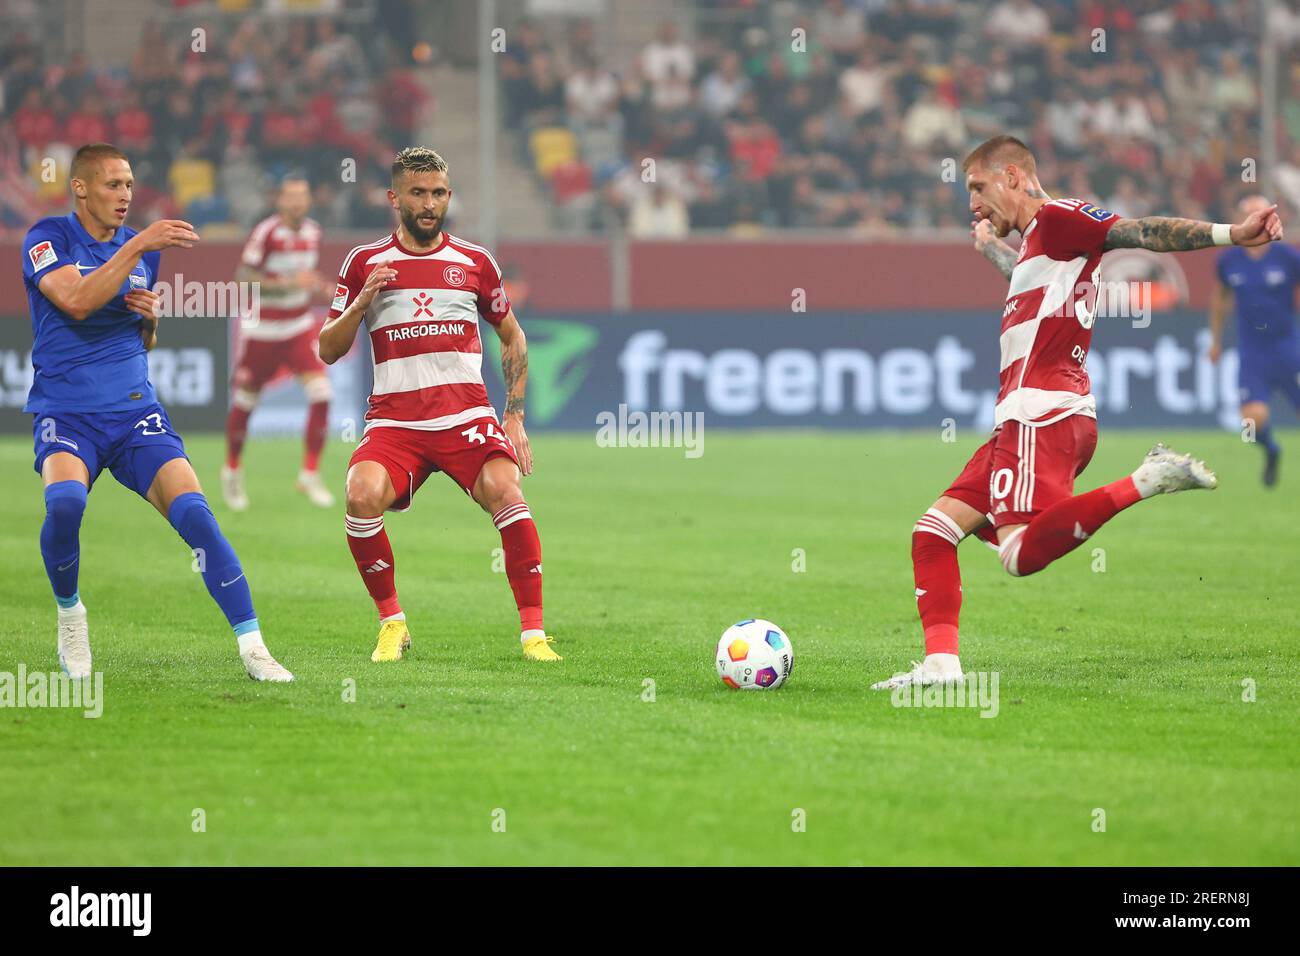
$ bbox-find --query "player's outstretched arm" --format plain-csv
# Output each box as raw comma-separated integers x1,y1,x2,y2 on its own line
318,264,397,364
1104,204,1284,252
496,309,533,476
38,218,197,321
972,218,1017,280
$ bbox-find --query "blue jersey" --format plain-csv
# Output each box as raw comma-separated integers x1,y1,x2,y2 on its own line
21,213,161,414
1216,243,1300,350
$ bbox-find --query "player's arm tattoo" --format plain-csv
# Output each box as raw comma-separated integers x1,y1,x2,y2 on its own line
979,239,1018,280
1103,217,1215,252
501,333,528,418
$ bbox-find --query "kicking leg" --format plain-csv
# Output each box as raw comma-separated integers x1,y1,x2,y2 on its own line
344,460,408,662
471,456,555,661
998,442,1217,578
41,453,91,677
148,458,292,681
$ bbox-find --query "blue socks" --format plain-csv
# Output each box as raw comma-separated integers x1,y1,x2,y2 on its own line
167,492,257,632
40,485,258,635
41,480,86,606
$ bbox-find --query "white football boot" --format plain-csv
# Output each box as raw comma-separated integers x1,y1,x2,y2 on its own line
1131,443,1218,496
57,602,92,679
296,469,335,508
221,466,250,512
871,653,964,691
241,643,295,683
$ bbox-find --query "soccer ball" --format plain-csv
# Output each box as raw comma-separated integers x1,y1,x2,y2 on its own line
715,619,794,690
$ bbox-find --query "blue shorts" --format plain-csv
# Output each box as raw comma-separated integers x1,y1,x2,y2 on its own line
32,403,189,498
1239,340,1300,409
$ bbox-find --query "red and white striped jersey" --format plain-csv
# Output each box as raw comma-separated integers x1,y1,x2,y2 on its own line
240,214,322,341
330,231,511,432
996,198,1120,427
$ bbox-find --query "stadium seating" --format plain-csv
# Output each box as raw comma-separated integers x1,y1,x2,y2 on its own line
1,3,1296,238
502,2,1299,236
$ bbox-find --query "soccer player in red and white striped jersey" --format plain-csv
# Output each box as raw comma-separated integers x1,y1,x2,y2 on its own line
874,135,1284,691
222,175,336,511
319,147,558,663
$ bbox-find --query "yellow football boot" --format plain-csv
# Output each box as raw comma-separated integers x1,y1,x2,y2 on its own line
522,635,562,662
371,619,412,662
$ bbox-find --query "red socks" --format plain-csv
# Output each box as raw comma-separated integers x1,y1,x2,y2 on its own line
225,405,252,469
912,475,1145,655
303,400,328,473
345,502,543,632
1002,477,1142,576
493,503,543,633
912,508,965,656
345,514,402,619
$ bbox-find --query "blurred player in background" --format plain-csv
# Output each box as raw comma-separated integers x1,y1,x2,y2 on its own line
874,136,1283,691
23,144,293,683
1207,195,1300,487
222,174,336,511
319,147,558,664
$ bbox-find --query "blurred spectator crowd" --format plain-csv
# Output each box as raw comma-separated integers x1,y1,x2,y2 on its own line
0,5,429,236
3,0,1300,240
503,0,1300,237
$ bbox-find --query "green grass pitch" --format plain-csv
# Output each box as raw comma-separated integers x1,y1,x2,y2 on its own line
0,429,1296,866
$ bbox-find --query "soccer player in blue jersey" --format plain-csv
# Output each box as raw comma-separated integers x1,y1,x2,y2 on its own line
22,143,293,682
1208,195,1300,486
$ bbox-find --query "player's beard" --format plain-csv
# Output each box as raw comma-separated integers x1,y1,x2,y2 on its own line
400,206,442,244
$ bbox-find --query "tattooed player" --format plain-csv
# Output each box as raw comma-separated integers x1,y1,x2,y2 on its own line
874,135,1282,690
319,147,557,664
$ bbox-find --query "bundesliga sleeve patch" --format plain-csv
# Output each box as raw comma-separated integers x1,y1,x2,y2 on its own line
332,283,349,311
28,240,57,271
1077,203,1113,222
